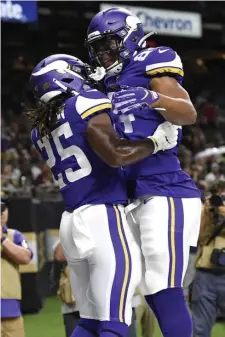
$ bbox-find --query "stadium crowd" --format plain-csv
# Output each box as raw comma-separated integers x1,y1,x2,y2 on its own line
1,56,225,198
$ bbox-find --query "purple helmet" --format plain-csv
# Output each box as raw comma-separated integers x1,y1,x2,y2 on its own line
30,54,91,103
86,7,144,76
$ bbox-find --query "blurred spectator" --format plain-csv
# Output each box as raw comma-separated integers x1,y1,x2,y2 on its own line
1,198,33,337
34,163,54,186
202,102,218,127
205,162,225,185
1,164,20,190
30,147,42,180
210,181,225,201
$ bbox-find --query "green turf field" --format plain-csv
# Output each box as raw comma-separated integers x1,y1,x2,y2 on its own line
24,297,225,337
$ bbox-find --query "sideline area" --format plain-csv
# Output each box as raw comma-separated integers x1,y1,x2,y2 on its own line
24,297,225,337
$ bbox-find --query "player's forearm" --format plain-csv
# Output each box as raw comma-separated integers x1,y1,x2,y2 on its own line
1,239,31,264
86,113,155,167
111,138,155,167
152,94,197,126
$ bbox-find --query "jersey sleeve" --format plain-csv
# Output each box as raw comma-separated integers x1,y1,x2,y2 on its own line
75,89,112,121
144,46,184,84
31,128,41,153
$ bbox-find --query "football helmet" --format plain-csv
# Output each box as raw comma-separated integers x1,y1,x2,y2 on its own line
86,7,144,76
30,54,91,103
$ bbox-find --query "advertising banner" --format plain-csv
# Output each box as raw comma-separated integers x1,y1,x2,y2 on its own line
1,0,38,23
100,3,202,38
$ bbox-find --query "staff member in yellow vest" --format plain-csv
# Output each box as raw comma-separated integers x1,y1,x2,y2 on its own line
1,198,33,337
191,188,225,336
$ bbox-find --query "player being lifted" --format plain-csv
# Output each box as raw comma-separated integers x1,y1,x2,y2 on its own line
86,7,201,337
27,54,178,337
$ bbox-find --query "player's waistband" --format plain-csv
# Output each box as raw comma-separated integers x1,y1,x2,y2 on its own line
66,203,127,213
125,194,201,215
125,195,153,214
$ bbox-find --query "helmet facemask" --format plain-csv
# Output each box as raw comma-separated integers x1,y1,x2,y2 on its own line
87,33,124,75
86,10,145,76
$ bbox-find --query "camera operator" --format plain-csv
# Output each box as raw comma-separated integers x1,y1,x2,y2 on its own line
1,198,33,337
191,181,225,337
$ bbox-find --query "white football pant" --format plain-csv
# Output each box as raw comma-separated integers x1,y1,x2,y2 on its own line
59,204,142,325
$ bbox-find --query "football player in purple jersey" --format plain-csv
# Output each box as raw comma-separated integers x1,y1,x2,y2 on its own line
86,7,201,337
86,7,197,127
27,54,178,337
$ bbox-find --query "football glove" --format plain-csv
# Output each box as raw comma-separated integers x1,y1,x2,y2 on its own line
149,121,178,154
112,86,160,114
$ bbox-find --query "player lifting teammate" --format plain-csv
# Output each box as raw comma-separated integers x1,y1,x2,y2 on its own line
86,7,201,337
27,54,178,337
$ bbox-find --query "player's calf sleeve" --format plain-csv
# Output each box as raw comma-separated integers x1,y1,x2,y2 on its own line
70,318,100,337
99,321,128,337
145,287,192,337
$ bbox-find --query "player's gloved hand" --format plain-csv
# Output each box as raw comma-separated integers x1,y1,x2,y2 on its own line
89,66,106,82
112,86,160,114
148,121,178,154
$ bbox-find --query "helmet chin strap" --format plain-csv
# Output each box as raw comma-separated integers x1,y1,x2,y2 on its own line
137,31,157,49
53,78,67,90
105,24,139,77
53,78,79,95
106,60,123,76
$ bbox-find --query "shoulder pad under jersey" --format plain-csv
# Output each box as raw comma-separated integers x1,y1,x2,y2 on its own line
75,89,112,120
133,46,184,84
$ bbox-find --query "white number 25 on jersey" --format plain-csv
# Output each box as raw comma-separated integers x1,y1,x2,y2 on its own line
37,122,92,189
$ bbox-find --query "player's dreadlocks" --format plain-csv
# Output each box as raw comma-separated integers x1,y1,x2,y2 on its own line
26,92,73,138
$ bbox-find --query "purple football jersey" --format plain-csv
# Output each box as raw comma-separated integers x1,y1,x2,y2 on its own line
105,46,184,92
31,89,127,210
105,46,200,199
